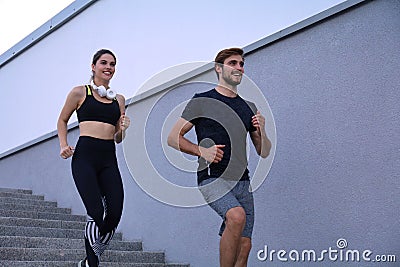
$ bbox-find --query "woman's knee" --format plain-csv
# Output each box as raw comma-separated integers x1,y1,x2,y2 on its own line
102,206,122,231
87,204,105,224
88,197,122,232
107,211,122,227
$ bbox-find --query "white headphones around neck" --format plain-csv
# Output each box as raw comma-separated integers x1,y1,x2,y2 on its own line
90,80,117,100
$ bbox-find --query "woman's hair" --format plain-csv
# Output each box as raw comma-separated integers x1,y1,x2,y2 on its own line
214,47,244,79
92,49,117,65
90,49,117,82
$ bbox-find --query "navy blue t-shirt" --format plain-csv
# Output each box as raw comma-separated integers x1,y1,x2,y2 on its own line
181,89,257,183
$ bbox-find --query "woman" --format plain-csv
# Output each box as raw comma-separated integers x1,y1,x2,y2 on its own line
57,49,130,267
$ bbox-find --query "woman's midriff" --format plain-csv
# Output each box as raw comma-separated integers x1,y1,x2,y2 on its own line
79,121,116,140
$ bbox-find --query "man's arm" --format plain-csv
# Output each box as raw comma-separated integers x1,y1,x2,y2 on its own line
250,111,272,158
167,118,224,163
167,118,200,156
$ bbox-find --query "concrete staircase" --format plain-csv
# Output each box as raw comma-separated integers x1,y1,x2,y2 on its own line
0,188,189,267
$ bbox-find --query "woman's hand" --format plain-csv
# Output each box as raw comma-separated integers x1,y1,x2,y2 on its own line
60,145,74,159
114,114,131,143
119,114,130,131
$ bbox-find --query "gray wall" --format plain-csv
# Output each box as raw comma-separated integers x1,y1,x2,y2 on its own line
243,0,400,266
1,0,399,266
1,0,341,154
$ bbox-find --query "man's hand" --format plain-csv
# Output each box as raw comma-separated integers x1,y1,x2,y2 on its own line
199,145,225,163
252,111,266,133
250,110,271,158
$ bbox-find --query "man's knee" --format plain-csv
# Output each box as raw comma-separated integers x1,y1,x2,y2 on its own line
225,206,246,228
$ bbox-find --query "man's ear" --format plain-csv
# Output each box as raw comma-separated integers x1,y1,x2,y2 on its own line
215,63,222,75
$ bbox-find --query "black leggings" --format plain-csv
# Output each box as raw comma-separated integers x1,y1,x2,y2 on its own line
72,136,124,264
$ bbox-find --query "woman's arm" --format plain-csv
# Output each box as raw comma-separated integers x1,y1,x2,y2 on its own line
57,86,84,158
114,94,130,143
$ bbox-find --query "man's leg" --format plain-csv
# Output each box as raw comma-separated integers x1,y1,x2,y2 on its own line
234,237,252,267
233,180,254,267
220,206,246,267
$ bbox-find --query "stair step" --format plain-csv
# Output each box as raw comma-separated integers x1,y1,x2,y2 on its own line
0,191,43,200
0,236,142,251
0,203,71,214
0,216,85,230
0,188,32,194
0,225,84,239
0,247,165,263
0,225,122,240
0,197,57,207
0,209,86,222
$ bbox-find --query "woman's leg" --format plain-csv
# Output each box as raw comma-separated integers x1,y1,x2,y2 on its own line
87,163,124,258
72,157,103,266
71,137,123,265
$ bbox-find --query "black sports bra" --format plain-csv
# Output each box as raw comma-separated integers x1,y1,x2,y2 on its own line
76,85,121,126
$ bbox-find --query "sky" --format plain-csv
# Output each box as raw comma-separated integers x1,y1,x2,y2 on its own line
0,0,347,154
0,0,75,55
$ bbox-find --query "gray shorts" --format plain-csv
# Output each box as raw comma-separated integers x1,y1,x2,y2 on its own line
199,178,254,238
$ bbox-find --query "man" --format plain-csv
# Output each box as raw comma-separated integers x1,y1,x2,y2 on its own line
168,47,271,267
